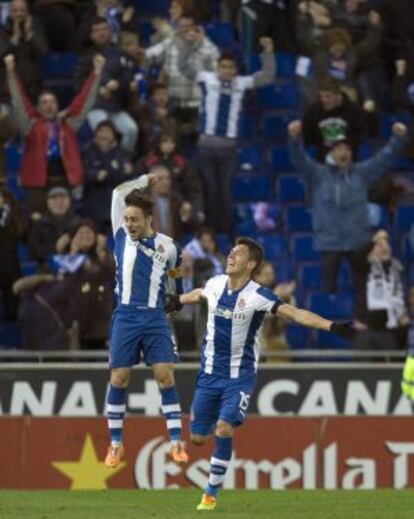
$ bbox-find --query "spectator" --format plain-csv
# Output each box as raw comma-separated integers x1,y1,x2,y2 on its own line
288,119,407,293
4,53,104,215
137,130,204,223
27,186,79,270
0,187,23,321
0,106,16,185
79,0,136,48
150,0,192,45
0,0,47,102
148,164,200,241
313,14,382,104
302,77,378,161
132,82,177,154
254,260,296,362
34,0,78,52
82,120,133,232
353,230,409,352
182,226,225,290
74,17,138,153
392,57,414,160
15,219,115,350
194,37,275,235
144,12,219,140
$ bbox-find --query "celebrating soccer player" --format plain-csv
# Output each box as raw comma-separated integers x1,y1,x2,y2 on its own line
105,173,188,468
170,237,356,510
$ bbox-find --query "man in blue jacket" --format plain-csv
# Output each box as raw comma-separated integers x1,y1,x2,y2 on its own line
288,119,407,292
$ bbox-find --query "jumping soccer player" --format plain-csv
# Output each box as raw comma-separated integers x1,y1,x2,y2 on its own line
105,173,188,468
167,237,355,510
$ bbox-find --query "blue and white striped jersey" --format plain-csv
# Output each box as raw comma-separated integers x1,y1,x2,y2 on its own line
201,275,283,379
111,176,182,308
197,71,255,138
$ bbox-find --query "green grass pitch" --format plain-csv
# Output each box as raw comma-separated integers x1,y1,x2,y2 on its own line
1,489,414,519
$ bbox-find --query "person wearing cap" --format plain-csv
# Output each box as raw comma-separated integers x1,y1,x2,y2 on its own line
27,186,79,271
288,119,407,293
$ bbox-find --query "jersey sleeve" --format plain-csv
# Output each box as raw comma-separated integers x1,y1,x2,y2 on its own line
197,70,212,85
237,75,255,90
201,275,222,300
256,286,284,314
111,175,149,236
166,240,183,295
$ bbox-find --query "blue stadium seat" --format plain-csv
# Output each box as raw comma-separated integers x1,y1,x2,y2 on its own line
239,115,255,141
257,83,299,110
41,53,78,78
395,206,414,232
234,204,256,235
129,0,169,15
316,330,352,349
277,175,305,203
285,205,312,232
309,292,354,320
260,113,297,142
299,263,322,291
0,322,22,349
233,175,270,202
204,23,235,48
285,323,310,349
216,234,231,255
269,145,294,172
6,175,25,201
257,234,288,260
5,144,21,174
18,243,30,262
273,259,294,282
137,21,155,47
21,261,38,276
291,234,319,262
400,234,413,262
238,145,262,172
248,52,295,78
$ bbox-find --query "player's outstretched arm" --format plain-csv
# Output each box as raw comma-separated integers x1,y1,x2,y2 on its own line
276,304,356,341
164,289,204,314
179,289,204,305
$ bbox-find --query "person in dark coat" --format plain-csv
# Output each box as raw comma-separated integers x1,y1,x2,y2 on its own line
288,119,407,293
82,120,133,232
27,186,79,270
0,187,23,321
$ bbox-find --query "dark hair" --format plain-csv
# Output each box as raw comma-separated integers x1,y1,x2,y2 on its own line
196,226,216,241
323,27,352,51
149,82,167,97
95,120,119,140
318,77,341,95
235,236,264,276
38,89,58,102
124,190,154,217
91,16,109,27
218,52,237,65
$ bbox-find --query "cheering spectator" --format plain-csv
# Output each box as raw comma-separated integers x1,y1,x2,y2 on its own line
0,106,16,185
144,12,219,139
34,0,78,52
0,187,23,321
302,77,378,161
74,17,138,153
148,164,200,241
0,0,47,102
27,187,79,270
132,82,177,154
353,230,409,352
4,53,104,215
194,37,275,235
79,0,136,48
150,0,191,44
288,119,407,293
137,130,204,222
82,120,133,232
15,219,115,350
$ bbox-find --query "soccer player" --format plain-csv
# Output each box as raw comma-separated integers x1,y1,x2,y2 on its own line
168,237,356,510
105,172,188,468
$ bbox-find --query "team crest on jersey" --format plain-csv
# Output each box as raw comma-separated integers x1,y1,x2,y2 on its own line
157,244,165,253
238,298,246,309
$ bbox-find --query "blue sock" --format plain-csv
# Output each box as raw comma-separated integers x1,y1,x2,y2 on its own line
107,384,127,446
160,386,182,442
206,436,232,498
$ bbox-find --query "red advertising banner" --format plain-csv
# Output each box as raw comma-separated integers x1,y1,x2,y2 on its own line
2,417,414,490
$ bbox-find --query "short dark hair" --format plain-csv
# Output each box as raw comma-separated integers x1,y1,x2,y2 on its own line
318,77,341,95
235,236,264,276
91,16,109,28
124,190,154,217
219,52,237,65
95,119,118,138
149,82,167,97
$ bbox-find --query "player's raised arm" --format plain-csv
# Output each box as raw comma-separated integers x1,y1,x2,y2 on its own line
276,303,356,340
110,173,157,236
180,289,205,305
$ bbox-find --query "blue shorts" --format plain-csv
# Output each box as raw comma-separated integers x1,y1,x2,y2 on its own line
190,371,256,436
109,305,177,368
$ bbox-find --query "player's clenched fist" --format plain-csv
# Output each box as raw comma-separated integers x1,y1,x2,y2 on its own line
288,120,302,138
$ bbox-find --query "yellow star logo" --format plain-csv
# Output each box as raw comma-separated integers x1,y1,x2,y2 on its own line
52,435,127,490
